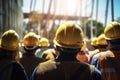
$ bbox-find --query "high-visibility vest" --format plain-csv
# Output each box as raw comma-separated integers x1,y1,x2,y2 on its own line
99,51,120,80
32,61,96,80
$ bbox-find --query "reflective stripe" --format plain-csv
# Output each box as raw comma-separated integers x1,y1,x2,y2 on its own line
101,68,116,73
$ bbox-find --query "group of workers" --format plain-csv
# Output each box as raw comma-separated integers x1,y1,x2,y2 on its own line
0,21,120,80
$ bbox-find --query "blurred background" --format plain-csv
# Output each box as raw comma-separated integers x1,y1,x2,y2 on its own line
0,0,120,43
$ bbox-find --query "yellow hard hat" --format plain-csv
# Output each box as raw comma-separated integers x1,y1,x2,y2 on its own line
39,37,50,47
53,21,83,48
97,34,107,45
0,39,1,45
23,32,39,46
91,37,98,46
104,21,120,40
81,40,87,51
1,30,20,51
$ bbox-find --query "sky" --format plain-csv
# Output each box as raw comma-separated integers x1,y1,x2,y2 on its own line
90,0,120,26
22,0,120,26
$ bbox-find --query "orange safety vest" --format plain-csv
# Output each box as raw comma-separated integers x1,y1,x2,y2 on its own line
35,61,95,80
99,50,120,80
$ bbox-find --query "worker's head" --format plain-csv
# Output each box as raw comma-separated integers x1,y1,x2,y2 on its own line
97,34,107,46
0,30,20,51
0,30,20,62
39,37,50,47
81,40,87,51
91,37,98,49
23,32,39,51
104,21,120,40
53,21,84,55
97,34,108,51
104,21,120,45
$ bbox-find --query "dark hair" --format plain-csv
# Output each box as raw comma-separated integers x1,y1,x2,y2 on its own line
0,48,19,61
107,39,120,45
98,45,108,49
92,46,98,49
55,46,80,55
23,46,38,52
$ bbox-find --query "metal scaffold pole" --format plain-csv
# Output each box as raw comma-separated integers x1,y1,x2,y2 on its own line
105,0,109,26
95,0,99,37
111,0,114,21
90,0,94,40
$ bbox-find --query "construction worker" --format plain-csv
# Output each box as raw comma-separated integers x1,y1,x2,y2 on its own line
31,22,102,80
92,21,120,80
39,37,50,47
0,30,28,80
0,39,1,45
92,34,107,50
35,37,51,57
35,37,58,60
77,38,100,63
89,37,100,56
37,37,59,60
91,34,108,69
91,37,99,49
39,48,57,60
96,34,108,52
20,32,46,79
77,34,108,63
76,40,90,63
